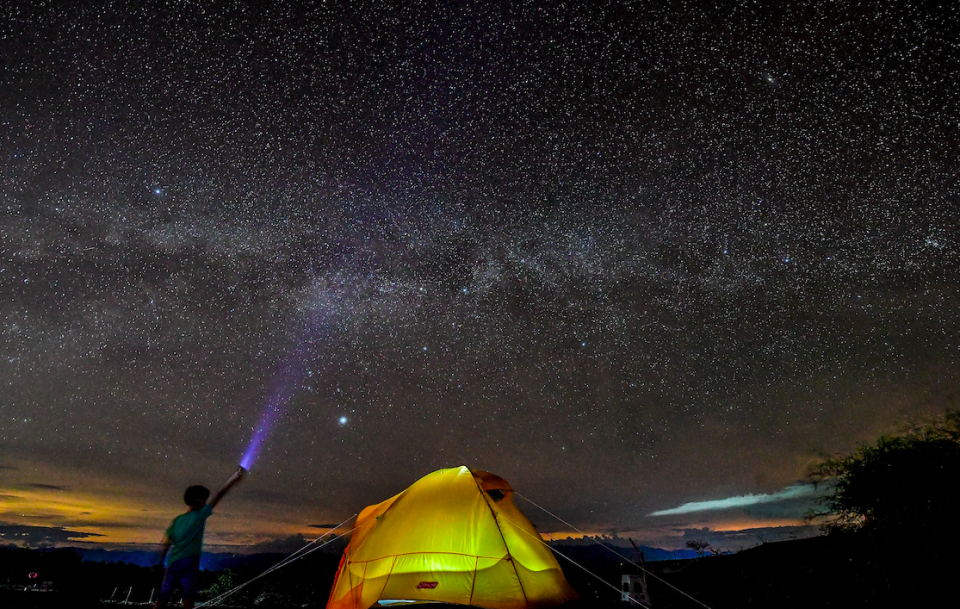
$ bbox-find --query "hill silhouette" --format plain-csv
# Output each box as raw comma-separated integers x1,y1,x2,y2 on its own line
2,531,956,608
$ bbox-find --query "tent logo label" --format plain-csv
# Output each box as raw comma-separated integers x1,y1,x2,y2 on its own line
416,582,438,589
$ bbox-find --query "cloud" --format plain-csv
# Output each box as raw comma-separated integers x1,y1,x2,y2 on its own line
678,525,819,548
246,531,349,555
59,519,145,529
0,523,104,545
247,534,310,554
649,484,819,516
21,483,68,491
308,523,342,529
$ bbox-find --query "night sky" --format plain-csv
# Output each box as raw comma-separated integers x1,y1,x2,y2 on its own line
1,1,958,551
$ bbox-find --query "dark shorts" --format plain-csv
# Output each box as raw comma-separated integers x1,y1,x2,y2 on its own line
159,555,201,601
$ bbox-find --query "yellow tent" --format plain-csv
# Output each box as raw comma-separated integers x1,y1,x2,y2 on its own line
327,466,579,609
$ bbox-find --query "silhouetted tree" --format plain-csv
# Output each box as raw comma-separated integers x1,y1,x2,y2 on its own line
810,411,960,542
685,539,711,557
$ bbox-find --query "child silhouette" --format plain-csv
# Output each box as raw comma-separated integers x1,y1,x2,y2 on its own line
154,467,245,609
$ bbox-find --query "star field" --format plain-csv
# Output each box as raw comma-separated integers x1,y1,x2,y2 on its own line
0,1,958,547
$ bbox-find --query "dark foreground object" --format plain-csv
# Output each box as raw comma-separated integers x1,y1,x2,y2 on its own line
563,533,958,609
2,532,957,608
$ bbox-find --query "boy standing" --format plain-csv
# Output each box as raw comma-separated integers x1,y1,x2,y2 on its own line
154,467,245,609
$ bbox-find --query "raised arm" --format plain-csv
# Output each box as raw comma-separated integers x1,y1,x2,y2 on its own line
209,466,246,510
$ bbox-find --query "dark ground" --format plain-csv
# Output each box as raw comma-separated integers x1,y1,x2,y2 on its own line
562,533,958,608
2,533,956,608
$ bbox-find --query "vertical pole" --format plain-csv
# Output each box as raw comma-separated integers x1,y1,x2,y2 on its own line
628,539,652,607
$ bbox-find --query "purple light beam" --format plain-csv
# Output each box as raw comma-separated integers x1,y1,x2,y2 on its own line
240,354,305,470
240,306,333,471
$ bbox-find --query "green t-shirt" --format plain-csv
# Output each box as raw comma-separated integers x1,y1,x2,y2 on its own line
165,504,214,565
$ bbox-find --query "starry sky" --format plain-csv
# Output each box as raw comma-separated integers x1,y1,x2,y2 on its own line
1,1,958,551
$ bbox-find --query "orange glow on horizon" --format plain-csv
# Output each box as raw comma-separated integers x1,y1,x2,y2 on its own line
707,518,809,532
0,459,341,547
0,484,165,544
0,483,341,546
0,461,813,550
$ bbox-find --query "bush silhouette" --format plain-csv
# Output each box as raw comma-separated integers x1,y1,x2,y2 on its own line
811,411,960,542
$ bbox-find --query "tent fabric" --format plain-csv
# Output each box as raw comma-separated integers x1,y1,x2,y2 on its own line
326,466,579,609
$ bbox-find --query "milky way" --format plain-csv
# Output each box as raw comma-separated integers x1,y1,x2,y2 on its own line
1,1,957,548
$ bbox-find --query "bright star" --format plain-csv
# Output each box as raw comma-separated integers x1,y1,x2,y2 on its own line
338,416,348,425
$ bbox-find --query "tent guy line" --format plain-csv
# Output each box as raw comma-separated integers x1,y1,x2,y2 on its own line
198,515,360,607
510,526,651,608
207,468,710,609
517,493,714,609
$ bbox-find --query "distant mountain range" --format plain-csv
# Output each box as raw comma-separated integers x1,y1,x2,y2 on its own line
548,537,699,562
67,546,341,571
67,536,696,570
